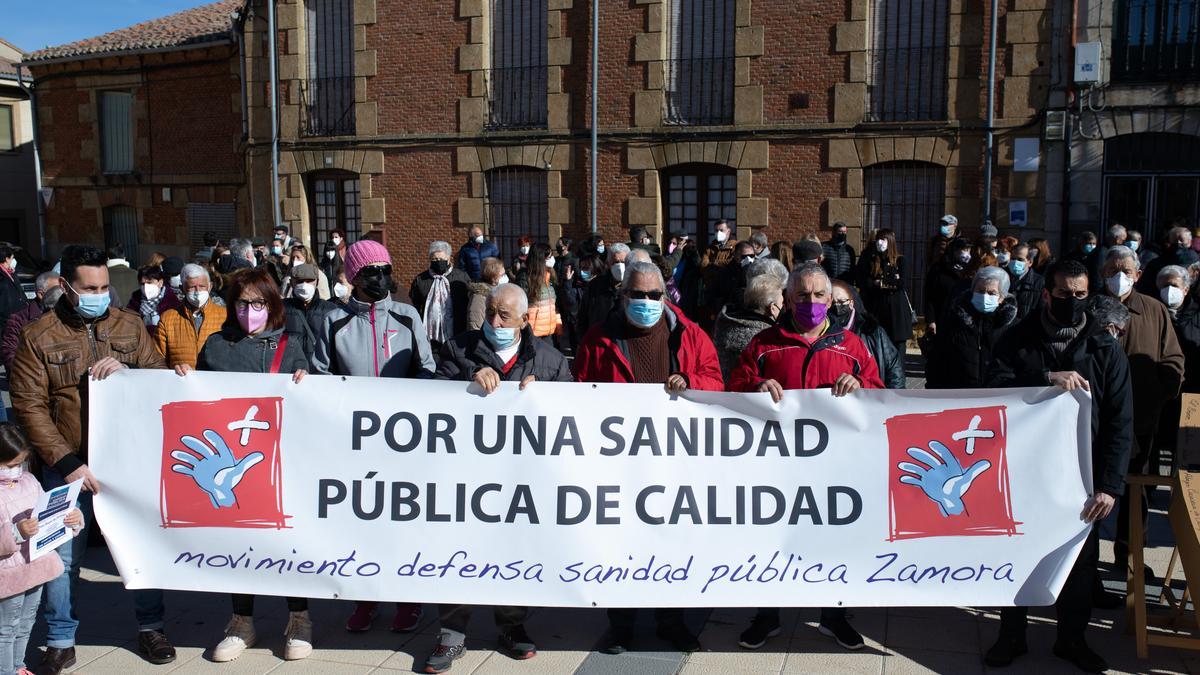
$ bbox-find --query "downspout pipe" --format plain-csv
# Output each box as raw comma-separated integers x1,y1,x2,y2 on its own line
268,0,282,235
982,0,999,227
590,0,599,234
14,65,47,260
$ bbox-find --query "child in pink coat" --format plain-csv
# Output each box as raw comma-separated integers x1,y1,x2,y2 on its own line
0,423,81,675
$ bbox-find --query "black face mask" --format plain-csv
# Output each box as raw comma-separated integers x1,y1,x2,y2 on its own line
357,267,394,302
829,302,854,329
430,259,450,276
832,232,847,245
1049,294,1087,326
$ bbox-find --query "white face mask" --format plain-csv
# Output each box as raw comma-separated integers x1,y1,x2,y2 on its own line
715,230,729,243
170,275,182,290
0,465,22,482
545,256,556,269
326,250,336,260
520,246,530,255
334,283,350,300
1162,285,1185,309
611,262,626,282
497,274,510,286
143,283,161,300
332,237,342,246
294,282,316,302
186,290,209,308
474,235,485,244
876,240,888,253
292,258,305,267
1106,271,1133,297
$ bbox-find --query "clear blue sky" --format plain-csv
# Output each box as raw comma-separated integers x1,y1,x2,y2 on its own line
4,0,206,53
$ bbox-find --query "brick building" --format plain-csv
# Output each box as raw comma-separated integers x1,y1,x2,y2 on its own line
0,38,39,251
26,0,1064,306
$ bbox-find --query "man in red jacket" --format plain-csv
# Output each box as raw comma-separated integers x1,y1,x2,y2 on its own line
728,262,883,652
573,261,723,654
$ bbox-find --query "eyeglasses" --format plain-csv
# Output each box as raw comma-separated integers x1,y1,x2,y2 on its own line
626,290,664,300
235,299,268,311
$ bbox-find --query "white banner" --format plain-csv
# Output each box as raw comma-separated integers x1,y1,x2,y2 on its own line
90,371,1093,608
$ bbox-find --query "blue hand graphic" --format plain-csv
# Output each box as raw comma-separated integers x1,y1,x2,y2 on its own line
897,440,991,517
170,430,264,509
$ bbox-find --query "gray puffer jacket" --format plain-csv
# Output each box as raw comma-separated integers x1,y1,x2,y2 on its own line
197,326,309,374
713,305,774,380
313,296,436,378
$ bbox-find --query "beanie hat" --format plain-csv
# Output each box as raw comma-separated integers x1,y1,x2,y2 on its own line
344,239,391,283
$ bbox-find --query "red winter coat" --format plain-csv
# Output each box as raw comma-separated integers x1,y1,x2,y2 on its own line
572,304,724,391
727,318,884,392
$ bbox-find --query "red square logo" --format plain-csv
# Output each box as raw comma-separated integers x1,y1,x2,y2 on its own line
159,397,288,529
885,405,1018,541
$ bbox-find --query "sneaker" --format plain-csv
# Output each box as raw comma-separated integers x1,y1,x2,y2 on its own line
136,629,177,664
346,601,378,632
984,634,1028,667
212,614,256,663
498,624,537,659
283,610,313,661
656,622,701,652
392,603,423,632
1053,639,1108,673
423,635,466,674
600,626,634,655
818,617,864,651
738,615,782,649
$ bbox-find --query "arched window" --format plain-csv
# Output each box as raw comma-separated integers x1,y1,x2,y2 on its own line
485,167,548,262
103,205,139,265
488,0,548,129
863,161,946,306
308,171,361,250
662,163,737,242
305,0,355,136
666,0,735,126
869,0,948,121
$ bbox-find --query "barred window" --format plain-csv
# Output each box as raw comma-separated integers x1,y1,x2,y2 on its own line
863,162,945,310
488,0,548,129
485,167,548,262
868,0,948,121
1113,0,1200,81
309,172,361,250
186,203,236,253
666,0,735,126
664,165,737,242
99,91,134,173
305,0,355,136
103,205,139,265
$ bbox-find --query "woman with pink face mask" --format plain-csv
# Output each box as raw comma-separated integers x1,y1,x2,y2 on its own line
172,267,311,663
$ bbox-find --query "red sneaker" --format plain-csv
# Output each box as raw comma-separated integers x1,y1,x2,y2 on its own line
391,603,423,632
345,601,378,632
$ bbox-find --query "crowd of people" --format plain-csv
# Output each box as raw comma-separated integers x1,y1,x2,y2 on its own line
0,213,1193,674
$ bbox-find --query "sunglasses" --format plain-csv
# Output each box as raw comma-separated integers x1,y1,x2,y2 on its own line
626,290,665,300
360,264,393,277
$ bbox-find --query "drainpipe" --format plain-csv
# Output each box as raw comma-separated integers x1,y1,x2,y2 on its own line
268,0,282,235
982,0,999,226
236,12,249,138
14,65,47,260
590,0,599,234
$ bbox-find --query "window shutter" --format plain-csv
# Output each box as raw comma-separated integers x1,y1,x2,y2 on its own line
0,105,12,152
305,0,355,135
489,0,548,129
869,0,947,121
667,0,734,125
100,92,134,173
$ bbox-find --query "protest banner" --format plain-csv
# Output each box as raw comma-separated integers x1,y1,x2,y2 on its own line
90,370,1093,608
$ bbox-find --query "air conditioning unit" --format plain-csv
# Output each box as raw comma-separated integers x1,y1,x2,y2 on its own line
1074,42,1103,84
1045,110,1067,141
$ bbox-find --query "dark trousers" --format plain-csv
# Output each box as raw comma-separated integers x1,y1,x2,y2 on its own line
1115,431,1154,560
999,526,1098,642
607,608,685,630
437,604,528,634
754,606,846,625
232,594,308,616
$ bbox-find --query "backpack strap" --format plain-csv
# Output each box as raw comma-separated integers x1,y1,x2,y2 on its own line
270,334,289,374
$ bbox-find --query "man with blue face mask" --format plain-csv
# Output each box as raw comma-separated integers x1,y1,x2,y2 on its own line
1007,243,1045,320
10,245,175,673
573,261,723,655
426,282,570,672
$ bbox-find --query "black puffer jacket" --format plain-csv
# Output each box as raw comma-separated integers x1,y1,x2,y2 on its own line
927,292,1020,388
987,312,1133,497
435,325,572,383
284,297,338,368
577,273,620,336
841,287,905,389
1008,268,1045,321
197,326,309,375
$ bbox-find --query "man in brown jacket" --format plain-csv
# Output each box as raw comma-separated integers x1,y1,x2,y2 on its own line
10,245,175,673
1101,246,1186,569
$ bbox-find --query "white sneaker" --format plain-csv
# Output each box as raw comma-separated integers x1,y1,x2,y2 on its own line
212,614,256,662
284,611,313,661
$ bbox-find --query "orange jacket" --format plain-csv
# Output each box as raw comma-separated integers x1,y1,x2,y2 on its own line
155,301,227,368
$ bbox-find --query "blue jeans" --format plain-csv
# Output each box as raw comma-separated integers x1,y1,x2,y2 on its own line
0,586,41,673
42,468,165,648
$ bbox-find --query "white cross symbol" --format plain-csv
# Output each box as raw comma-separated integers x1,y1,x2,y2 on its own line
951,415,994,455
228,405,270,447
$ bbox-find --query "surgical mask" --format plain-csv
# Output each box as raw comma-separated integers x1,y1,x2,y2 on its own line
6,260,16,274
641,237,651,245
940,225,954,237
1010,260,1028,276
997,252,1011,265
596,244,606,254
497,274,510,285
430,259,450,275
358,270,393,302
1049,294,1087,326
876,240,888,253
625,298,664,327
186,290,209,308
1162,285,1185,309
668,243,678,254
545,256,556,269
334,283,350,300
332,237,342,246
294,282,316,301
170,275,182,290
483,322,519,350
1083,243,1096,254
142,283,161,300
1106,271,1133,297
792,301,828,331
520,246,530,255
272,246,283,256
829,302,855,330
832,232,847,245
611,262,626,282
292,258,304,267
740,255,754,268
326,250,336,260
580,270,594,281
716,230,729,243
236,304,269,334
956,251,971,265
68,281,111,320
1128,240,1140,252
972,292,1000,314
0,466,22,482
474,235,485,244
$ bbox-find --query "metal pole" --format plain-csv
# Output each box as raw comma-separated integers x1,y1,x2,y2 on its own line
268,0,283,235
590,0,598,234
14,65,47,260
982,0,999,226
